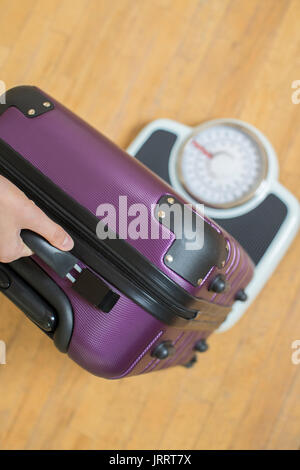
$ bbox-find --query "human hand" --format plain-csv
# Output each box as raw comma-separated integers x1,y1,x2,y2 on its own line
0,175,74,263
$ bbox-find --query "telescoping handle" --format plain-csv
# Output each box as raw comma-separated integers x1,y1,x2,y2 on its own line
21,229,80,280
0,262,57,332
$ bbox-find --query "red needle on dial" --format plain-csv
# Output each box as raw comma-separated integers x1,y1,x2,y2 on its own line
192,140,213,159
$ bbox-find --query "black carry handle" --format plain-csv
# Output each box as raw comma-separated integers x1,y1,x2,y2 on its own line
21,229,79,278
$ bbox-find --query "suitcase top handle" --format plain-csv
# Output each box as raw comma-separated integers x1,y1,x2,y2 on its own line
21,229,79,278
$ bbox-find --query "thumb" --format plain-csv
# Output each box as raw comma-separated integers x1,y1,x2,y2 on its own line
19,242,34,258
22,202,74,251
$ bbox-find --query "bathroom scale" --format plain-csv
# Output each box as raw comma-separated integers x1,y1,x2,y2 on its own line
127,118,300,331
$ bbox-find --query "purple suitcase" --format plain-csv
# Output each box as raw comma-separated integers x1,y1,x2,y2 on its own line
0,86,254,379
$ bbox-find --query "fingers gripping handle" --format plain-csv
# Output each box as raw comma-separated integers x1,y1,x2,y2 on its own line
21,229,79,279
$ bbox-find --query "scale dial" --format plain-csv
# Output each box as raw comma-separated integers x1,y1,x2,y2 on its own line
177,121,268,209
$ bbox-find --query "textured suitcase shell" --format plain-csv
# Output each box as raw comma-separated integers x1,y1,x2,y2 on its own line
0,87,254,378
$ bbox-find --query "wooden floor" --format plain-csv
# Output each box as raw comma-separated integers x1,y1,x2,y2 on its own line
0,0,299,450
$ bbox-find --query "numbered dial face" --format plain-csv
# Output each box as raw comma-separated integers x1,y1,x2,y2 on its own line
177,122,268,208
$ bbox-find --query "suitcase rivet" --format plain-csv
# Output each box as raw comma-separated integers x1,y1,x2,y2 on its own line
158,210,166,219
43,101,51,108
197,278,203,285
221,260,226,267
165,254,173,263
27,108,36,116
167,197,175,205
